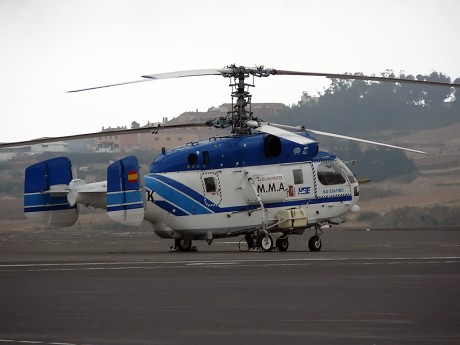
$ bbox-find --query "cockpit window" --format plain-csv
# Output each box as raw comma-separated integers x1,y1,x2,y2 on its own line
345,169,357,184
317,162,346,185
337,160,357,184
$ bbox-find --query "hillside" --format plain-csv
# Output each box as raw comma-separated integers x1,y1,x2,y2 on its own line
345,122,460,227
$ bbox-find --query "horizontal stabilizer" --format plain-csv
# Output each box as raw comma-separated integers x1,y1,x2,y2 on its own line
107,156,144,226
24,157,78,227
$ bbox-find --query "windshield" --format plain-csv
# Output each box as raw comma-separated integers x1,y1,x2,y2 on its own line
317,162,346,185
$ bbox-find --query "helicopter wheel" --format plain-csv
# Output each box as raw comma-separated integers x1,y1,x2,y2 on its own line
308,235,322,252
175,239,192,251
257,234,273,251
276,237,289,252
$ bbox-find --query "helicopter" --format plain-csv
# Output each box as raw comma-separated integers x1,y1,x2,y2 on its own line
2,65,459,252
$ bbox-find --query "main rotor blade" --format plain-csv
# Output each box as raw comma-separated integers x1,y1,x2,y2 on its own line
306,128,428,154
142,68,233,79
257,124,317,145
274,69,460,88
0,123,209,148
68,68,233,93
67,79,153,93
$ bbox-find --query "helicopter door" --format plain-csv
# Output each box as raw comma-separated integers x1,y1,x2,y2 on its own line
200,172,222,207
314,161,351,198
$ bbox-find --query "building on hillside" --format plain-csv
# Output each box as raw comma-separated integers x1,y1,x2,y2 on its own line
94,126,140,153
31,141,68,153
299,92,319,105
68,138,94,153
0,151,16,161
0,141,68,160
96,102,287,152
139,126,229,151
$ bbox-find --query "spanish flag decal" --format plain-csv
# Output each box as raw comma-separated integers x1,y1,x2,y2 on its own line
127,171,138,183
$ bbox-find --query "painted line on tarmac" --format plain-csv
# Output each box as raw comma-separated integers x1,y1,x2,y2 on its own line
1,256,459,272
0,340,79,345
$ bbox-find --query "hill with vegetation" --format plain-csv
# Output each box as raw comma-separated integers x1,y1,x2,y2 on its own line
268,71,459,133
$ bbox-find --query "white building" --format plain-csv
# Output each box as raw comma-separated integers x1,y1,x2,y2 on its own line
31,141,69,153
0,152,16,161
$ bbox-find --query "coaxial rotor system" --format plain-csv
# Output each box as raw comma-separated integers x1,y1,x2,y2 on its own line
1,64,459,152
67,64,460,138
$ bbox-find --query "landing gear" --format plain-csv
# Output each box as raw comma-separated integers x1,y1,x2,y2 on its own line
308,225,323,252
308,235,322,252
258,234,273,251
242,232,290,252
170,239,196,252
241,232,277,252
276,236,289,252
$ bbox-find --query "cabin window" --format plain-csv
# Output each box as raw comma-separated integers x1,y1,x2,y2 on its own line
204,177,216,193
293,169,303,184
203,151,210,164
317,162,346,185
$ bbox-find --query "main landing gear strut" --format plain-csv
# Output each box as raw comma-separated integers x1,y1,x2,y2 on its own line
170,226,323,253
242,225,323,253
242,232,289,252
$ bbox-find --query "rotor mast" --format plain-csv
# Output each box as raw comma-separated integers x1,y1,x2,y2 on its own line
229,66,253,134
208,65,275,134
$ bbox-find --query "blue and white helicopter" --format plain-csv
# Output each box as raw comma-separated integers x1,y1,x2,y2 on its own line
3,65,459,252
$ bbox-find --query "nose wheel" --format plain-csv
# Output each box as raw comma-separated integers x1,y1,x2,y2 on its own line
308,225,323,252
308,235,322,252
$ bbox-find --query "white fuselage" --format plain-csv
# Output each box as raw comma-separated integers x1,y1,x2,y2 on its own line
143,158,359,240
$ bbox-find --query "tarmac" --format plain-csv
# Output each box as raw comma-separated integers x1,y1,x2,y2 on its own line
1,226,459,345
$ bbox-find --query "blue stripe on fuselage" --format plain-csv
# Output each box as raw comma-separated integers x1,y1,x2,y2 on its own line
145,175,212,215
145,174,352,216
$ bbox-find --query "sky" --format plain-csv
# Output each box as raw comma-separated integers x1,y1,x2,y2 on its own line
1,0,459,143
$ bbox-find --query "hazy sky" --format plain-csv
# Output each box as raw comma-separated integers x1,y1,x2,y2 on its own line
1,0,459,142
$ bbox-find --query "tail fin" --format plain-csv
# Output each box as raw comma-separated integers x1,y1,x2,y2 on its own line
24,157,79,227
107,156,144,226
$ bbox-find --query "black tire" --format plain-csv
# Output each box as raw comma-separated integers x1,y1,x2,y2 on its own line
308,235,322,252
245,233,255,249
276,238,289,252
175,239,192,251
